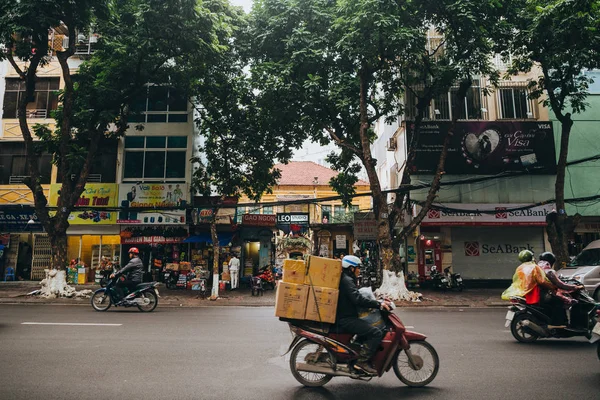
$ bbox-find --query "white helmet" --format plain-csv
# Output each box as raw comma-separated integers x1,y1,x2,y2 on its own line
342,255,362,269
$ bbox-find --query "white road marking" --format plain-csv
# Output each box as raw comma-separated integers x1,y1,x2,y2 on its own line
22,322,122,326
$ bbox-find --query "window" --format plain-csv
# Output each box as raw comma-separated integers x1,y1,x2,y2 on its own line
123,136,187,181
128,86,189,123
498,87,531,119
57,139,118,183
263,206,273,215
0,142,52,184
249,206,261,214
321,205,331,223
405,81,483,120
2,78,60,119
332,205,358,223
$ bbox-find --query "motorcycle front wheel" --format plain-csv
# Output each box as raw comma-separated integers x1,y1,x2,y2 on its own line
394,340,439,387
510,312,539,343
137,290,158,312
91,290,112,312
289,339,334,387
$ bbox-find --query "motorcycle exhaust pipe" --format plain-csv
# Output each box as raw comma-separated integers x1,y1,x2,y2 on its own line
521,320,549,337
296,363,355,377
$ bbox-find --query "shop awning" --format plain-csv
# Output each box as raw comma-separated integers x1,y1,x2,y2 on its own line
183,232,233,246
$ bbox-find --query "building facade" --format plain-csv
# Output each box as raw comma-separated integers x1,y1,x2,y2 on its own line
372,54,557,281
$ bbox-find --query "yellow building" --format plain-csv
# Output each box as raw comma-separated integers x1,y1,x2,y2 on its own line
237,161,371,273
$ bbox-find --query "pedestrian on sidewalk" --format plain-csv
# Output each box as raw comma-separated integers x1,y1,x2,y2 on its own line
229,254,240,290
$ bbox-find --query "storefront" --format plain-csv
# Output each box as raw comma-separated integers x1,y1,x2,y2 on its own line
570,218,600,256
47,184,121,282
240,214,275,277
117,183,189,281
418,203,554,280
275,212,310,268
0,207,43,280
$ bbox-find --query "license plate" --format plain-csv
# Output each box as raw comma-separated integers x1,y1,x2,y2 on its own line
505,310,515,327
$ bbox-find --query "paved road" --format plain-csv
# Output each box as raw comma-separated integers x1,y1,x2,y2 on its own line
0,305,598,400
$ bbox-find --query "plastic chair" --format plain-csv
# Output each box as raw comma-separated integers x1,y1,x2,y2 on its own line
4,267,15,281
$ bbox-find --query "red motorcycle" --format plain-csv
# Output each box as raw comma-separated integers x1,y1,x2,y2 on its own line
284,305,439,387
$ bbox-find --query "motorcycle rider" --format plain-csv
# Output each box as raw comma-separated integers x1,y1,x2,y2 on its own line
502,250,553,304
110,247,144,302
537,251,584,327
335,255,392,375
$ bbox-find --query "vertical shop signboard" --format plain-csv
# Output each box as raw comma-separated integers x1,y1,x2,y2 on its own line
48,184,118,224
117,183,188,224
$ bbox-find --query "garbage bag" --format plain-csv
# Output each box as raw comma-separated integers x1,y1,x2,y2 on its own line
358,287,385,331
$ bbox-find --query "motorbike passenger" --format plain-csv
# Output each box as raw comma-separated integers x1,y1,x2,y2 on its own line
110,247,144,302
335,255,393,375
502,250,553,304
537,251,584,327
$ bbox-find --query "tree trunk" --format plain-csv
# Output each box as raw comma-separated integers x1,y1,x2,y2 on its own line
547,114,579,269
48,229,68,270
210,218,220,300
357,65,394,271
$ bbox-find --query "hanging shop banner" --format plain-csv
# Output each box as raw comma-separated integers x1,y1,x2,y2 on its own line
48,184,118,224
117,183,188,224
276,213,309,234
242,214,277,227
408,121,556,175
336,235,347,249
0,208,43,231
121,236,187,244
191,207,236,225
420,203,555,227
353,213,378,240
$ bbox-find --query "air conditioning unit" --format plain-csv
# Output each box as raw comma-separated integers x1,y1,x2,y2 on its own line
387,137,397,151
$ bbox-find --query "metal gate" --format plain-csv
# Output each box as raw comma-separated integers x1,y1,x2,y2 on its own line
31,234,51,280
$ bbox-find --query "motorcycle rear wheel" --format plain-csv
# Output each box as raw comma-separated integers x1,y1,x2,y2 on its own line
510,313,539,343
289,339,334,387
91,290,112,312
393,340,439,387
137,290,158,312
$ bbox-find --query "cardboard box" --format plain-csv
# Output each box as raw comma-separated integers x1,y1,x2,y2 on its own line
282,259,307,285
304,256,342,289
274,282,309,320
165,263,179,271
305,286,339,324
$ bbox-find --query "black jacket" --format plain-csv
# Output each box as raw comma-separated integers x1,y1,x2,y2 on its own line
117,257,144,282
336,271,380,322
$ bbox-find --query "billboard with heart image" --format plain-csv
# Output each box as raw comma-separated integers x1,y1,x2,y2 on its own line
408,121,556,174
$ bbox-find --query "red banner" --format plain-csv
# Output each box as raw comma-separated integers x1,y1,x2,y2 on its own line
121,236,187,244
242,214,276,227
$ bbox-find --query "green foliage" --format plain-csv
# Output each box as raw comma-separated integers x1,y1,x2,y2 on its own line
248,0,505,203
192,2,299,203
505,0,600,116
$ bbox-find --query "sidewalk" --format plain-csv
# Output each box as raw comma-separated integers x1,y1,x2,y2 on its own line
0,281,508,308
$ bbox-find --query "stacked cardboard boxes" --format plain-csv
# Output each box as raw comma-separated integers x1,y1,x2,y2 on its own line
275,256,342,323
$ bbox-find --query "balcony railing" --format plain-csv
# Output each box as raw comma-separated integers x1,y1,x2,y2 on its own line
9,176,28,184
23,109,48,119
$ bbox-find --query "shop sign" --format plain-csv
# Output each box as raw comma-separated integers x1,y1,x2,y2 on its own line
117,184,188,224
407,245,416,263
420,203,555,226
336,235,347,249
242,214,276,227
408,121,556,175
354,215,378,240
0,208,43,230
48,183,118,224
192,208,236,225
276,213,309,225
121,236,187,244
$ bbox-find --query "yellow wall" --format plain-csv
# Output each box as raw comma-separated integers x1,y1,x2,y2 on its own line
0,185,50,205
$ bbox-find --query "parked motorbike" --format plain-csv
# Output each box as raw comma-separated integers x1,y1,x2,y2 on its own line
505,278,600,343
283,305,439,387
91,276,160,312
257,266,275,290
163,269,179,290
444,267,464,291
429,267,450,290
250,275,264,296
406,271,420,289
